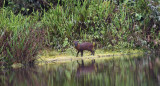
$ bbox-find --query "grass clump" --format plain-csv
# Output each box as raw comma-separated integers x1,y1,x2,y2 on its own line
0,8,45,66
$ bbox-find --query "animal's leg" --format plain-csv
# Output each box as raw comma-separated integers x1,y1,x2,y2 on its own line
81,51,83,57
91,51,95,56
76,51,79,57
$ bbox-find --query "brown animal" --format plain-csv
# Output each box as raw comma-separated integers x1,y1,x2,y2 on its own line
73,41,96,57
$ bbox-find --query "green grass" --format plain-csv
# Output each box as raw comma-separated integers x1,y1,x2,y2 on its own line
0,8,45,66
37,48,144,63
0,0,159,66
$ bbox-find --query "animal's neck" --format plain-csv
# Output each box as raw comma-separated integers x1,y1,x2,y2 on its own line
75,44,79,50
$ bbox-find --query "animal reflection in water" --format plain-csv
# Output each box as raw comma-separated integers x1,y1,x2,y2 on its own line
76,59,98,77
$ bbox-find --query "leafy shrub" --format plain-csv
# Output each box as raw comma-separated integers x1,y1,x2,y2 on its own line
0,8,45,66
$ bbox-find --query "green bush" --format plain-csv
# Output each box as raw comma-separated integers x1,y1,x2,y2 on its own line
0,8,45,66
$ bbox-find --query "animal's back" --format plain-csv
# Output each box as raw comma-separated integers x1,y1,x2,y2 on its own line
79,42,93,51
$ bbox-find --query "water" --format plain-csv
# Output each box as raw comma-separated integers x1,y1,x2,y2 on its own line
1,53,160,86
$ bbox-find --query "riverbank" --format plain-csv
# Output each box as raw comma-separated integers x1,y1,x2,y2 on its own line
37,48,145,64
7,48,145,68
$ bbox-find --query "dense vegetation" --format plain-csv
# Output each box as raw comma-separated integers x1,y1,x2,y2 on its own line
0,0,160,66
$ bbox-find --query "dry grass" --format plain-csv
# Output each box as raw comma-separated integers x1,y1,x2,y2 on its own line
37,48,144,63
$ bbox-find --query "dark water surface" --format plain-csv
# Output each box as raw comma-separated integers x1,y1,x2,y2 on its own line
1,53,160,86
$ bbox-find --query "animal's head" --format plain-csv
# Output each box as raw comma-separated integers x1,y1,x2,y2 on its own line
73,41,79,47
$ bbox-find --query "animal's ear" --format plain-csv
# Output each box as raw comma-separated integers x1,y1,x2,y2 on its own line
73,41,78,43
73,41,78,44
